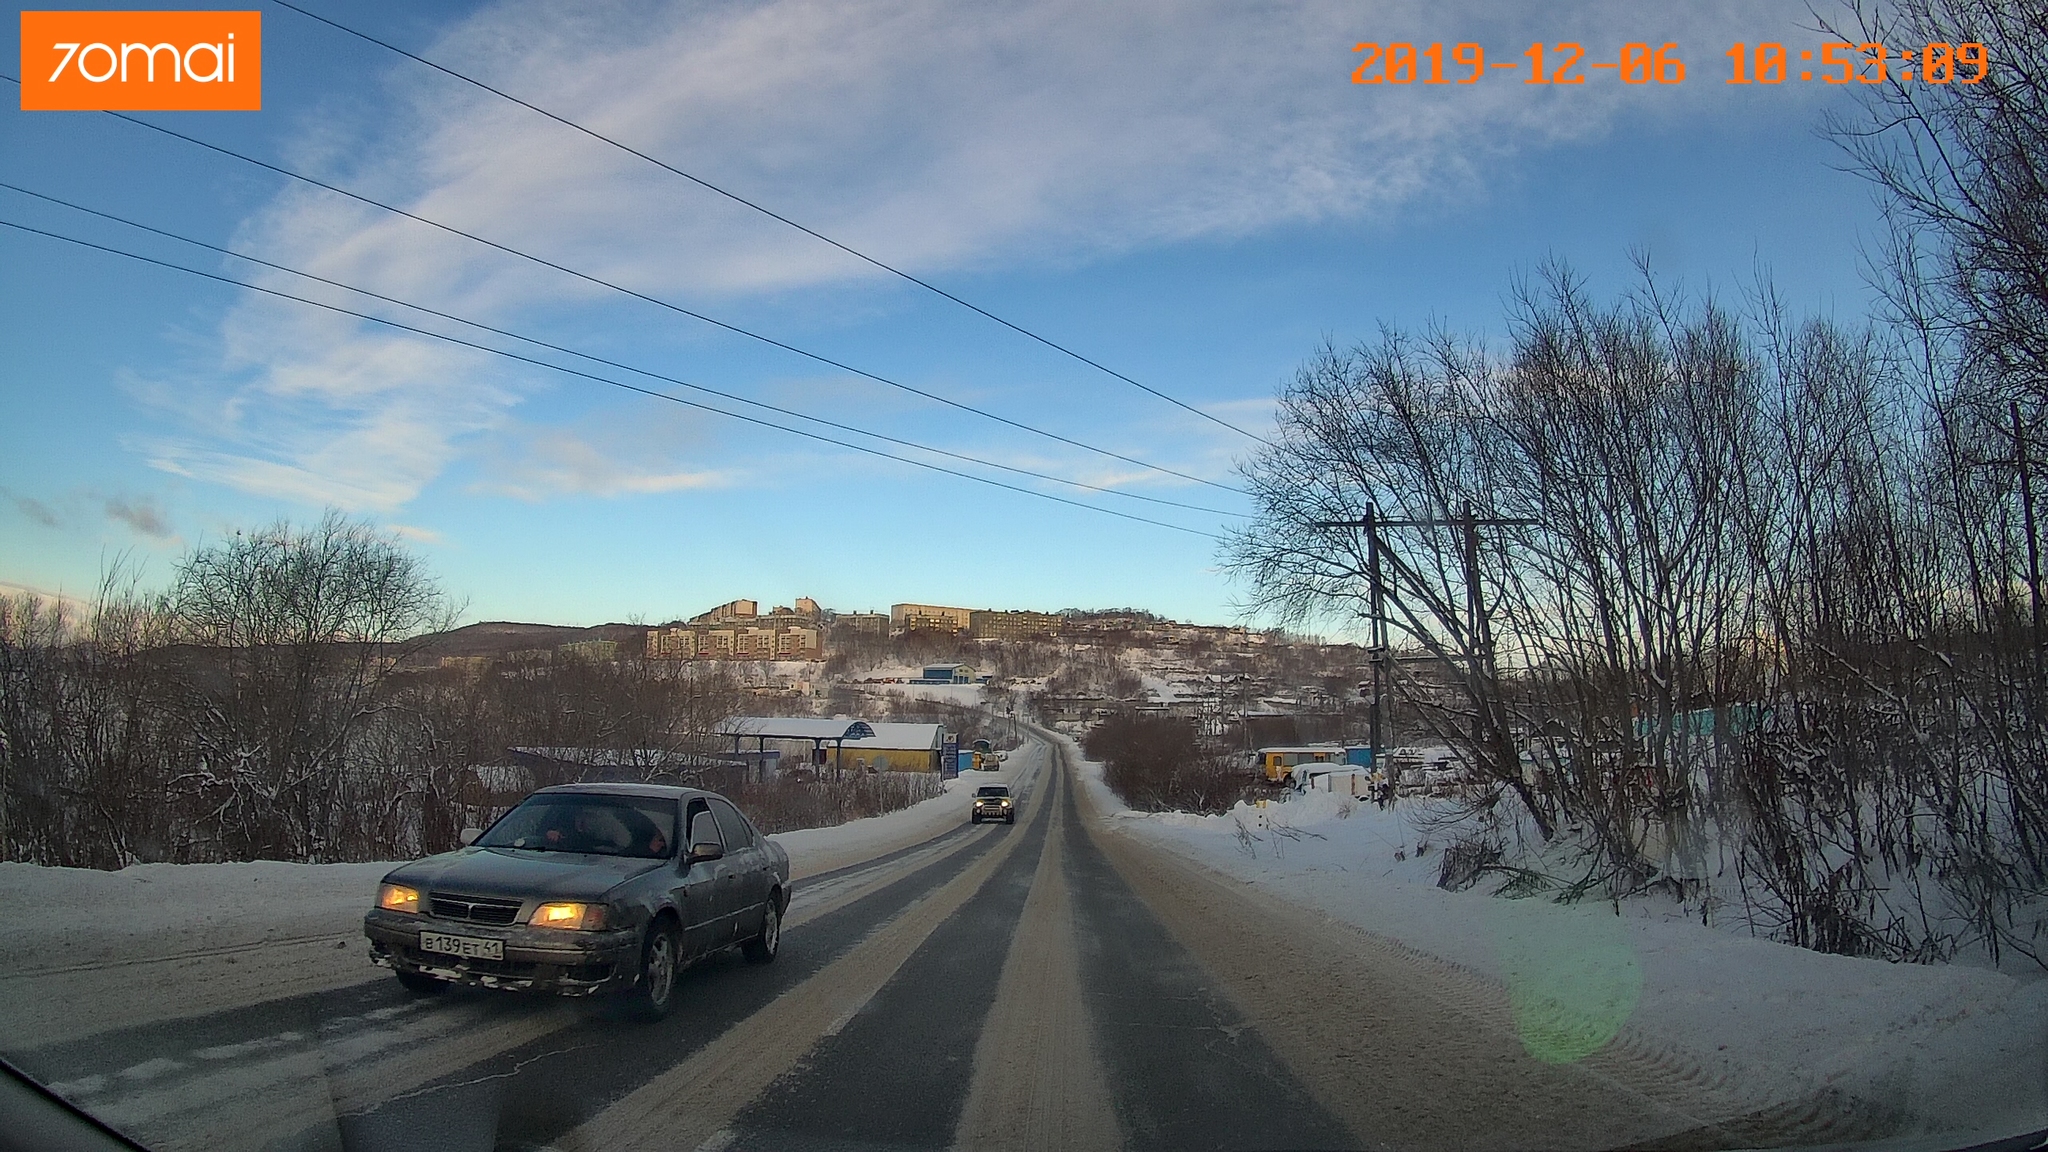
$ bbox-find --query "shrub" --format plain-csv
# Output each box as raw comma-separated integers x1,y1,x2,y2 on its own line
1082,712,1250,814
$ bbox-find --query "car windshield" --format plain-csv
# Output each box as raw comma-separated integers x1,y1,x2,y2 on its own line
476,795,676,859
977,787,1009,797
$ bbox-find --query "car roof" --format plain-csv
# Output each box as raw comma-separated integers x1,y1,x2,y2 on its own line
531,782,710,802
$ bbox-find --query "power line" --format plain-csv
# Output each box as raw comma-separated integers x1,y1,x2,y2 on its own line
268,0,1273,447
0,179,1241,520
0,71,1241,497
0,215,1225,542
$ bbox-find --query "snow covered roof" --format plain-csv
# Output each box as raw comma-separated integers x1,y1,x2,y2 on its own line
717,717,878,741
841,723,945,751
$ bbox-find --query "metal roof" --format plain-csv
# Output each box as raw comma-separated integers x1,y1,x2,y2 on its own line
841,722,946,750
716,717,878,741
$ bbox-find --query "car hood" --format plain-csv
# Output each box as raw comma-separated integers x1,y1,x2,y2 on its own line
384,847,665,903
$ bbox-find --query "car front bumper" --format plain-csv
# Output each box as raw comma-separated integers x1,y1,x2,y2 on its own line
363,909,640,995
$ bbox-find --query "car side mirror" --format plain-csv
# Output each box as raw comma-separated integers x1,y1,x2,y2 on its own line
458,827,482,847
688,841,724,864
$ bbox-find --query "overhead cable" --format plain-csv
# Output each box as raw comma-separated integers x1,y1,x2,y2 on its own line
0,180,1241,520
268,0,1274,447
0,215,1225,541
0,73,1241,497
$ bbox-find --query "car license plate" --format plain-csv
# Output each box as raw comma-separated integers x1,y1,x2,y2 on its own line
419,931,503,960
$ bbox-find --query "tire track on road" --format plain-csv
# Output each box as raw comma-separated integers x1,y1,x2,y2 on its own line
13,756,1047,1152
1057,720,1893,1150
952,759,1119,1152
559,767,1048,1152
1055,736,1359,1152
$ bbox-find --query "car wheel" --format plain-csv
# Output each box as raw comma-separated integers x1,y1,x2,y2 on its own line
1005,814,1015,824
631,919,681,1021
970,813,981,824
395,968,446,995
742,895,781,965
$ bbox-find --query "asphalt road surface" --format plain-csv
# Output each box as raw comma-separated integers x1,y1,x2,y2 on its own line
6,733,1876,1152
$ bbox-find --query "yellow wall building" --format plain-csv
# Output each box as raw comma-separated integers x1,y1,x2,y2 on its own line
892,602,973,634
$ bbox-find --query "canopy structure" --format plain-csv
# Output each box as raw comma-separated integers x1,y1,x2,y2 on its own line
714,717,879,774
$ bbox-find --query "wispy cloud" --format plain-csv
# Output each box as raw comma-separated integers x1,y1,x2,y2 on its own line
389,523,446,545
103,495,173,540
4,487,181,542
472,409,735,502
148,0,1810,512
10,493,60,529
134,298,529,510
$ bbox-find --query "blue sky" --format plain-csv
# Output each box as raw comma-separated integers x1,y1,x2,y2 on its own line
3,0,1894,628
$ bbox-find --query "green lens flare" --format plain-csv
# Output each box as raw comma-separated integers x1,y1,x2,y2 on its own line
1485,899,1644,1063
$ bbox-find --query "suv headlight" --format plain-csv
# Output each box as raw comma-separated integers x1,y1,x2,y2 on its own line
378,884,420,914
530,902,608,931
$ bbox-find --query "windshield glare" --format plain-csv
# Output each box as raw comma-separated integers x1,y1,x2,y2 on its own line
478,795,676,858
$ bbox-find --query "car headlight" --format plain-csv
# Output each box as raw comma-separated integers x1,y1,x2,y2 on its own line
378,884,420,914
1001,798,1012,806
530,902,608,930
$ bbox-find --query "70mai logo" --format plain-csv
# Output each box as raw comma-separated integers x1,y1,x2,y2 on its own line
20,11,261,111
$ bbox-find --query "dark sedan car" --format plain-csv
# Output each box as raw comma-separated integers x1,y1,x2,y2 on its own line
363,783,790,1020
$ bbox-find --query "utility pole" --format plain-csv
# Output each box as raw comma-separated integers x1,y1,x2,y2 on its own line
2015,401,2044,671
1367,502,1385,768
1314,505,1537,774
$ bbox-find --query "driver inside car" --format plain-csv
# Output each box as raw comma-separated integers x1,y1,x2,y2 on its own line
541,806,619,852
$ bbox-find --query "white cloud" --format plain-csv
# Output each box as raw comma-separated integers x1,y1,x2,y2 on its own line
157,0,1814,511
136,294,528,510
389,523,447,545
472,411,735,502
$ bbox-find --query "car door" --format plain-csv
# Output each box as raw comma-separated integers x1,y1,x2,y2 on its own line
674,798,727,957
709,797,770,938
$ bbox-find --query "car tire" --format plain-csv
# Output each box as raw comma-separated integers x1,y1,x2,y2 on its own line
742,895,781,965
1005,814,1015,824
970,813,981,824
631,918,681,1021
395,968,446,995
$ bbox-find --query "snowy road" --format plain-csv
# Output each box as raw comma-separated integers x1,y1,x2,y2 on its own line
5,734,1901,1152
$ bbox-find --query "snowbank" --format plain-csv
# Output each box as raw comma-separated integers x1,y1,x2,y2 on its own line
1084,758,2048,1141
0,858,399,976
0,754,1041,1047
772,743,1042,879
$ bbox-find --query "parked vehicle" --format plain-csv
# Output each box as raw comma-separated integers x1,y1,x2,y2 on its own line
1253,744,1346,784
362,783,789,1020
970,784,1016,824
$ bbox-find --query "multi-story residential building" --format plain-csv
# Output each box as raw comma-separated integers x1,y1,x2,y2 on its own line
892,603,973,634
689,599,758,625
968,609,1063,641
646,597,825,661
837,611,889,636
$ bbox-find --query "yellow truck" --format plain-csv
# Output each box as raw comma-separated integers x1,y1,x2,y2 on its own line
1253,745,1346,785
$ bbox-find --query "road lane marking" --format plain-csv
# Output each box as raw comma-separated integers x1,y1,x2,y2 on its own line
556,772,1043,1152
22,748,1055,1152
952,764,1120,1152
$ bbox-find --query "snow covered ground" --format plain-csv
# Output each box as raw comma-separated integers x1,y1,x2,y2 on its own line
0,751,1043,1048
1054,727,2048,1143
773,745,1040,879
0,858,399,1046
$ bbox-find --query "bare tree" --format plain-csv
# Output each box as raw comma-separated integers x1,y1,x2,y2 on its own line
163,511,452,861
